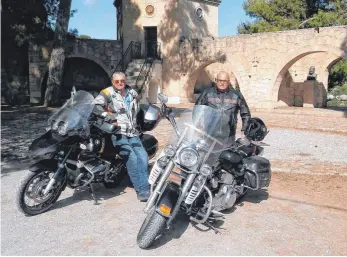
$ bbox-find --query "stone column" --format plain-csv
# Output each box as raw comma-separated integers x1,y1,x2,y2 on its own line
303,80,318,107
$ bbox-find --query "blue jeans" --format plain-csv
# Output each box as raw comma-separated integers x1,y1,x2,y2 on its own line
111,134,149,194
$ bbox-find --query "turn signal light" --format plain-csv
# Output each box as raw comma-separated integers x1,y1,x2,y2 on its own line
159,204,171,216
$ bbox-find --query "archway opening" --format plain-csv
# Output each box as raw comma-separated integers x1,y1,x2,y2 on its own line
41,57,111,104
273,51,345,108
327,58,347,108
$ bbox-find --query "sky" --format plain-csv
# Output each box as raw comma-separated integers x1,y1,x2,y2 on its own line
68,0,249,39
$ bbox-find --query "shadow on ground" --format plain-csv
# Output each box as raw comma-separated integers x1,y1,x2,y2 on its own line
50,182,129,212
146,189,269,249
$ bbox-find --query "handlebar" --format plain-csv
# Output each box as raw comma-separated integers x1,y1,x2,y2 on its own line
160,102,181,138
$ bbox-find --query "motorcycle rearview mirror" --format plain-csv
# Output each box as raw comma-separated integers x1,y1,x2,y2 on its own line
71,86,77,95
71,86,77,103
158,93,168,104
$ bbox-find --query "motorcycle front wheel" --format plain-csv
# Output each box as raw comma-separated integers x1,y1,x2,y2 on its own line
16,169,66,216
136,206,168,249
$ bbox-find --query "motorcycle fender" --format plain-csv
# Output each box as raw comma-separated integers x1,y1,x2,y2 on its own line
155,182,180,218
29,159,58,172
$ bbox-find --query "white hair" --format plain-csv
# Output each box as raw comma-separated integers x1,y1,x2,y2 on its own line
112,72,126,80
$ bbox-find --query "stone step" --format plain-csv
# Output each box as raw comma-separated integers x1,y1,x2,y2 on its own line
127,64,144,70
126,73,146,80
126,70,141,76
131,59,146,64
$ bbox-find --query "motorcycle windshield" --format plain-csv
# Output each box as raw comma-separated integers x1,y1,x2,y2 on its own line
48,90,95,134
170,104,231,169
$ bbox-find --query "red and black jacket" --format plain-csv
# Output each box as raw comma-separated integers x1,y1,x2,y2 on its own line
195,85,251,136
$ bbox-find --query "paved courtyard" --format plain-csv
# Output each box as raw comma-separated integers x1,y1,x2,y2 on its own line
1,105,347,255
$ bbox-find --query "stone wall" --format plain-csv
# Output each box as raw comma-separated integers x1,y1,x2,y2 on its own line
174,26,347,108
59,57,112,99
28,39,122,103
1,44,30,105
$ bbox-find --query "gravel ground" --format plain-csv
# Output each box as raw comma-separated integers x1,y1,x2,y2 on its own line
1,108,347,255
259,128,347,164
1,171,347,255
2,107,347,169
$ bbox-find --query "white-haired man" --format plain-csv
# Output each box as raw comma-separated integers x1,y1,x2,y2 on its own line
93,72,150,202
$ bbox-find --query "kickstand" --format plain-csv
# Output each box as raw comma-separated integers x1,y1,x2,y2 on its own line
88,184,99,205
204,221,220,234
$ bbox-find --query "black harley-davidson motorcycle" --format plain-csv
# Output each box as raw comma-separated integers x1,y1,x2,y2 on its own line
16,89,163,216
136,93,271,249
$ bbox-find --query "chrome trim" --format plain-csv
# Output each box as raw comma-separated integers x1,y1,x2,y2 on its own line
167,173,197,227
244,169,260,190
144,160,175,213
190,186,213,224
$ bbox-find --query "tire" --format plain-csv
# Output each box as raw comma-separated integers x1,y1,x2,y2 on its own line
16,169,66,216
103,166,127,189
137,207,167,249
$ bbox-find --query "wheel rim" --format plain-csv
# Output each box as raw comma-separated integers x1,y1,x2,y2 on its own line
23,171,61,211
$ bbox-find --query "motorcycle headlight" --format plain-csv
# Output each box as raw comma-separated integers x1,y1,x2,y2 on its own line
179,147,199,168
200,164,212,176
58,122,68,136
164,145,176,157
157,156,169,168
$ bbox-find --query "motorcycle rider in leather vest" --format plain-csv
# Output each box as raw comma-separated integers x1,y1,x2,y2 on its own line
195,71,251,144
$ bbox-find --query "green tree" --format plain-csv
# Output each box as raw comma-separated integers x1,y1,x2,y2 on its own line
78,35,92,39
329,59,347,89
238,0,347,34
44,0,72,106
1,0,77,105
238,0,347,94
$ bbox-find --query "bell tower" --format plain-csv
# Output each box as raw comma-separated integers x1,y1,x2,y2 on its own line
114,0,221,56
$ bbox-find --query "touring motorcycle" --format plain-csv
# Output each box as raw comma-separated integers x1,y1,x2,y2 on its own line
136,93,271,249
17,89,163,216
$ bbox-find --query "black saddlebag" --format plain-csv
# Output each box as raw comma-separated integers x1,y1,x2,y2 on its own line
243,156,271,189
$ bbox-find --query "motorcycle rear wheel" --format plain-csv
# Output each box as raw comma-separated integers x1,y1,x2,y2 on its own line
137,207,167,249
16,169,66,216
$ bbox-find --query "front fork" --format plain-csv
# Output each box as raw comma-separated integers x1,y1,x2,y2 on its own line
144,160,197,228
144,160,175,213
43,148,72,195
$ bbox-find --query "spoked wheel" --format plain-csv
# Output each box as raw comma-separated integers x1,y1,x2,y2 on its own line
16,169,66,216
136,206,168,249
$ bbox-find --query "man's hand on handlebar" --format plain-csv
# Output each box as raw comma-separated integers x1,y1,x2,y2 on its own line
101,112,117,122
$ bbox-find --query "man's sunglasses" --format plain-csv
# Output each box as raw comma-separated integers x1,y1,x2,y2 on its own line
215,78,229,83
113,79,125,84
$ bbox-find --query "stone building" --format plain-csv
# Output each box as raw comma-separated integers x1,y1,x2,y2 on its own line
28,0,347,109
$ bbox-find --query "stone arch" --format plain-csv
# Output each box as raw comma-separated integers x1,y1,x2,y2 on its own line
67,54,112,77
271,45,347,106
41,56,112,102
185,60,244,101
325,57,344,72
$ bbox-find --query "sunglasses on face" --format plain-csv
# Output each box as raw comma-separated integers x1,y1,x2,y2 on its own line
113,79,125,84
215,78,229,83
